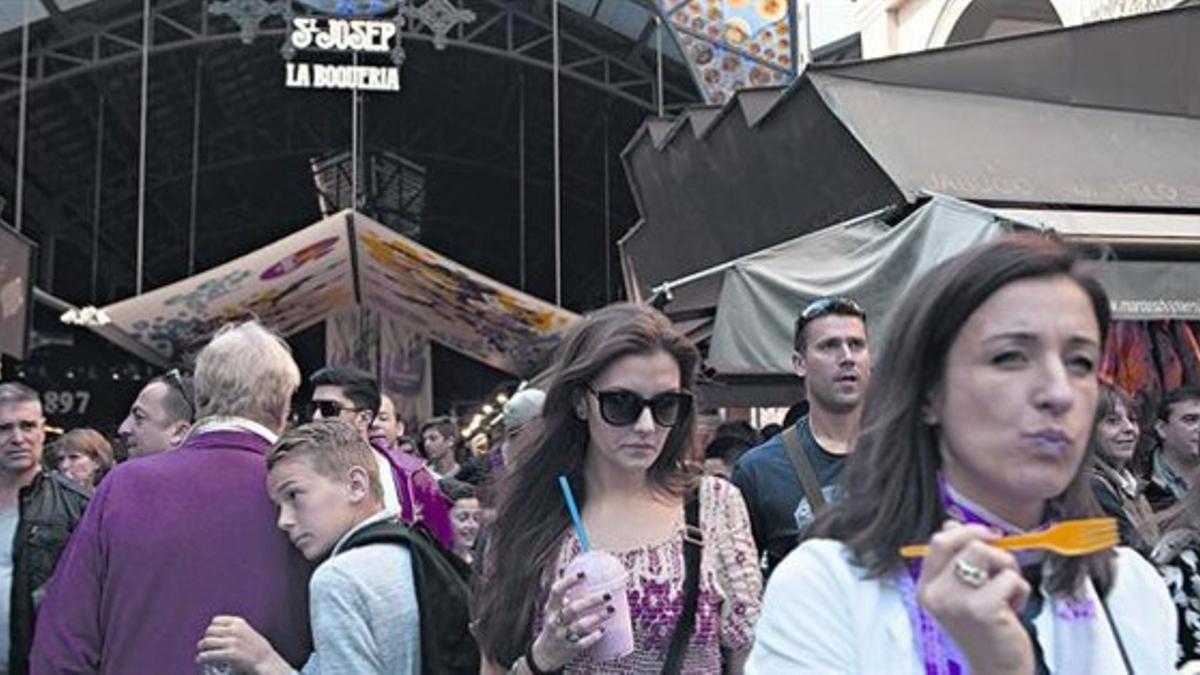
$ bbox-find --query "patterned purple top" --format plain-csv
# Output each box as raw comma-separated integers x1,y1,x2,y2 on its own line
538,477,763,673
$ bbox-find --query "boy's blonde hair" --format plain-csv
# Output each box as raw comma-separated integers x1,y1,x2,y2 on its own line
267,420,383,502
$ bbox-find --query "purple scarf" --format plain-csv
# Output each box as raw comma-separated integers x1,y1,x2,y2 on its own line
897,476,1053,675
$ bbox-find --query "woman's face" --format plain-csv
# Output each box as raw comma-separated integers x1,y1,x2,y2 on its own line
581,350,682,475
1097,398,1139,467
930,276,1101,519
451,497,481,551
58,450,100,487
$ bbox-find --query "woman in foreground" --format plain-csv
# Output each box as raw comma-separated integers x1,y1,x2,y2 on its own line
748,236,1175,673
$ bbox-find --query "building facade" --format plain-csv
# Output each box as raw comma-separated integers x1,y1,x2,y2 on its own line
854,0,1187,59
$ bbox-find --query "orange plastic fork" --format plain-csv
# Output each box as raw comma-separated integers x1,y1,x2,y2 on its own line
899,517,1119,559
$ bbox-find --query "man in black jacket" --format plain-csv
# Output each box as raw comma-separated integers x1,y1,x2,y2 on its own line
1145,386,1200,513
0,383,88,674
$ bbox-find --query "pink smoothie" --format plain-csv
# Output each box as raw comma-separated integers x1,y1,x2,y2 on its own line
563,550,635,661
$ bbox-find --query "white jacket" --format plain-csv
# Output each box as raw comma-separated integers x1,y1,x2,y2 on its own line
748,539,1175,674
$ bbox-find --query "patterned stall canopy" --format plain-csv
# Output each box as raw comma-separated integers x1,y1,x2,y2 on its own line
98,211,577,376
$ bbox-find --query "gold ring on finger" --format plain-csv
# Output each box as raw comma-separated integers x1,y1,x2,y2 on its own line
953,557,988,588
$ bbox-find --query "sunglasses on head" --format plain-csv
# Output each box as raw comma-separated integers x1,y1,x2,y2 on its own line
163,369,194,418
800,296,866,322
586,387,693,428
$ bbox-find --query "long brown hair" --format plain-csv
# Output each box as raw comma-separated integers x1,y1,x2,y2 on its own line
811,234,1115,596
472,303,699,665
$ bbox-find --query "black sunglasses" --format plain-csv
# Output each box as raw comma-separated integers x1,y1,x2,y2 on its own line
586,387,693,428
308,400,362,420
163,369,195,420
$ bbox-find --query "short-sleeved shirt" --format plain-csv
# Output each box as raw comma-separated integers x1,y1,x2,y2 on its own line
536,477,763,674
730,417,845,577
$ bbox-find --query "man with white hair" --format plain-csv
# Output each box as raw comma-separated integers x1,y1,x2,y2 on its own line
31,322,313,674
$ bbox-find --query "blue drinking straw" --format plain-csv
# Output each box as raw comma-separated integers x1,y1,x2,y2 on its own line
558,475,591,552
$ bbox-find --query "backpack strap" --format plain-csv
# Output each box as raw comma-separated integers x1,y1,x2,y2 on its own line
781,423,826,513
1094,573,1135,675
340,519,478,675
662,486,702,675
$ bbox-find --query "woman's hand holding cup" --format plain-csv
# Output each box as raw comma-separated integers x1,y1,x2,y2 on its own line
916,521,1034,675
531,571,615,671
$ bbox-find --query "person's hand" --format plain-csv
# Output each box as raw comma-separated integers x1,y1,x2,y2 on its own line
196,615,292,675
529,570,614,671
916,521,1033,675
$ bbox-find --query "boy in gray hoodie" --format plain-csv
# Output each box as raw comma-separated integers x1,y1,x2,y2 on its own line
197,420,420,674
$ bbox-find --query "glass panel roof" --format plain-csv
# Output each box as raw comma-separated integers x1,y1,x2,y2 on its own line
560,0,602,16
296,0,401,14
1,0,853,103
593,0,653,39
0,0,48,37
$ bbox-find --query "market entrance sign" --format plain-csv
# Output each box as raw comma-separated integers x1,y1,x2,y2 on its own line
286,18,402,91
209,0,476,94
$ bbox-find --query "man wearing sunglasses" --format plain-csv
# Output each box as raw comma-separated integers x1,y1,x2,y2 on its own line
731,296,871,578
0,383,88,674
116,370,194,458
309,366,454,550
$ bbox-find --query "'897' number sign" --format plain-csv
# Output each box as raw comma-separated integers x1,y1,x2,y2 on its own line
43,391,91,415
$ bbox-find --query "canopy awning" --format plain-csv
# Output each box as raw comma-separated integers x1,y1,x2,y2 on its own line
654,196,1200,379
98,211,577,376
654,197,1024,375
620,6,1200,298
995,209,1200,247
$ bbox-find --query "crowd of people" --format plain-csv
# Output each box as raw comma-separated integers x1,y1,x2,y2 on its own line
0,234,1197,673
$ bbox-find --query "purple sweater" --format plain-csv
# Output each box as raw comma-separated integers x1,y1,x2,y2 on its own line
375,443,455,550
30,428,313,674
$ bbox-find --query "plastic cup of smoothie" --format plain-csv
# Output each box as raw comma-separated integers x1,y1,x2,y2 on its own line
563,550,635,661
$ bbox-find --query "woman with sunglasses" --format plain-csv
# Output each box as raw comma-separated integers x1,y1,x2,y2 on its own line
474,303,762,674
748,236,1175,673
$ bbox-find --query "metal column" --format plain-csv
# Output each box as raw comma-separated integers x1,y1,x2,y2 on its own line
91,96,105,302
188,56,203,275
